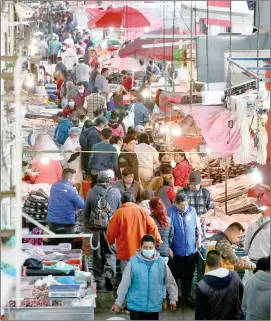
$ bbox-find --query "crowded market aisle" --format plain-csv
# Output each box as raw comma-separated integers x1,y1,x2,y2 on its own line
1,1,270,320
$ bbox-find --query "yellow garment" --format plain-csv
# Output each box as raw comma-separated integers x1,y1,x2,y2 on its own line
204,243,234,274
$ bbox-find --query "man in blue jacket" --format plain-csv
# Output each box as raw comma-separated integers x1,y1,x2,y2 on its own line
168,193,202,307
112,234,178,320
48,168,84,244
54,112,72,146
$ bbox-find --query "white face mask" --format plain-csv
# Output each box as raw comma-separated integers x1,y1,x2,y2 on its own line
78,89,84,94
71,137,79,142
142,249,155,259
68,102,75,109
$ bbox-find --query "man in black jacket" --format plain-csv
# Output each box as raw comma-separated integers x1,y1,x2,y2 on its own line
195,250,244,320
80,116,107,173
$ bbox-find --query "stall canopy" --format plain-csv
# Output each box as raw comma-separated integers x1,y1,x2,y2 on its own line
119,27,202,61
87,5,162,29
86,7,105,19
110,56,143,71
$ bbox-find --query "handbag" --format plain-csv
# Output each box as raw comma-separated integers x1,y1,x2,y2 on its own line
123,103,135,130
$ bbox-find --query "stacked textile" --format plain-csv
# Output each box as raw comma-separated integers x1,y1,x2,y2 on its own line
23,189,49,222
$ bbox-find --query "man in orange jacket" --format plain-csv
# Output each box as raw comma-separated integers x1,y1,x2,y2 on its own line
107,192,162,272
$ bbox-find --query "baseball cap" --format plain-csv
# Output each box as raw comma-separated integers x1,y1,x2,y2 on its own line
189,171,202,185
135,125,145,133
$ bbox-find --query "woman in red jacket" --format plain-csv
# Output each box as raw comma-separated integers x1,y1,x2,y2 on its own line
173,149,192,188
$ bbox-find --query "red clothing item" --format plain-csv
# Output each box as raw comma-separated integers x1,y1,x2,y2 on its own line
63,105,75,118
122,76,134,91
55,79,64,100
30,160,62,185
167,187,176,203
173,160,193,187
106,203,162,260
73,92,89,109
108,120,125,137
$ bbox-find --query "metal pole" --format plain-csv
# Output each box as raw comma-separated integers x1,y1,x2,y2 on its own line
227,57,263,81
225,162,228,215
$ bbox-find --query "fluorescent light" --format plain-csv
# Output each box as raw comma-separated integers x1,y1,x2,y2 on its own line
251,168,262,184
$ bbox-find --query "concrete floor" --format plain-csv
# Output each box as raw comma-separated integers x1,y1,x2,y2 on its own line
94,290,195,320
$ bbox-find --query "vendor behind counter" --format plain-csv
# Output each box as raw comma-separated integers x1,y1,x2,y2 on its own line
206,222,256,272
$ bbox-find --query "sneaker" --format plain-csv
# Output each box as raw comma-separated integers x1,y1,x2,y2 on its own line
103,270,113,291
162,299,168,310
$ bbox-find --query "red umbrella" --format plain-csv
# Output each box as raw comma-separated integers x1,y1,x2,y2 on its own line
119,27,203,61
87,5,156,29
86,7,105,19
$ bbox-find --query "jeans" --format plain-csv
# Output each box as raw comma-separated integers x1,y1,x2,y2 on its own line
91,230,116,287
129,310,159,320
48,223,75,245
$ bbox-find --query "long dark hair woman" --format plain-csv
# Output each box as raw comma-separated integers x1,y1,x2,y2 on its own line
173,149,192,188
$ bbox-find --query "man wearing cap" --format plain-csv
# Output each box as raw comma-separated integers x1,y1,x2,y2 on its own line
181,171,215,220
71,57,91,87
83,170,122,291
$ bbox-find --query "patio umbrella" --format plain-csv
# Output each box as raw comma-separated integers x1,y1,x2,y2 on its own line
119,27,202,62
87,5,159,29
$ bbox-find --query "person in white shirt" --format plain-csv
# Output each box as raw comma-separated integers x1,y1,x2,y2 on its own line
60,43,78,73
37,36,48,58
63,127,82,186
72,56,91,85
244,212,270,263
64,35,74,48
135,133,159,188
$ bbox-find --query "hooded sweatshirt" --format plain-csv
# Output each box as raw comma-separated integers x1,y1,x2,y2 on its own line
195,268,244,320
173,160,193,187
242,271,270,320
108,120,125,137
115,250,178,309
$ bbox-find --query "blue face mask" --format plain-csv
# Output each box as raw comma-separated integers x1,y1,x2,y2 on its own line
61,98,68,108
68,102,75,109
142,249,155,259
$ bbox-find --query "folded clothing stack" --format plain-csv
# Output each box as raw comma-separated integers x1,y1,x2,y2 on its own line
23,189,49,222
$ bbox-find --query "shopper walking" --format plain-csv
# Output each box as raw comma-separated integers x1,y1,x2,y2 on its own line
242,256,270,320
118,136,139,182
131,93,150,127
80,116,107,173
114,167,141,202
135,133,159,188
168,193,202,306
55,57,67,73
149,177,175,209
108,110,125,137
47,168,84,244
95,67,110,96
173,150,192,188
107,192,162,273
73,82,89,109
72,57,91,86
83,86,106,120
60,42,78,73
54,111,73,146
48,34,62,64
83,170,121,290
111,234,178,320
88,128,120,186
195,250,244,320
181,171,215,219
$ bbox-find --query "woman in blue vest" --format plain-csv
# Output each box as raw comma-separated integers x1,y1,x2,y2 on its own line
168,193,202,307
112,234,178,320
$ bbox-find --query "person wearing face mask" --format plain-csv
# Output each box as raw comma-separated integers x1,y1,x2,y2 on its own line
77,107,89,129
47,168,85,245
62,98,76,118
73,83,90,109
60,42,78,74
114,167,140,202
54,111,73,146
111,234,178,319
62,127,82,187
167,193,202,307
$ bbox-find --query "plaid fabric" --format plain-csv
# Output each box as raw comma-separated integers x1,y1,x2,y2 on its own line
84,93,106,120
182,186,215,216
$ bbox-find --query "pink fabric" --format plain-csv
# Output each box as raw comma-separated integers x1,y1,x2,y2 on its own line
109,124,125,137
30,160,62,184
192,111,254,159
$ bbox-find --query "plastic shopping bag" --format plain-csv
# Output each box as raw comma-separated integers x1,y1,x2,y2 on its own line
242,269,253,285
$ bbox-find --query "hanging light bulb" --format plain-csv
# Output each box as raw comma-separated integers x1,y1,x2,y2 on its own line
40,157,49,165
26,73,35,88
142,88,150,98
171,125,181,137
160,123,169,134
251,167,262,184
206,147,212,155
